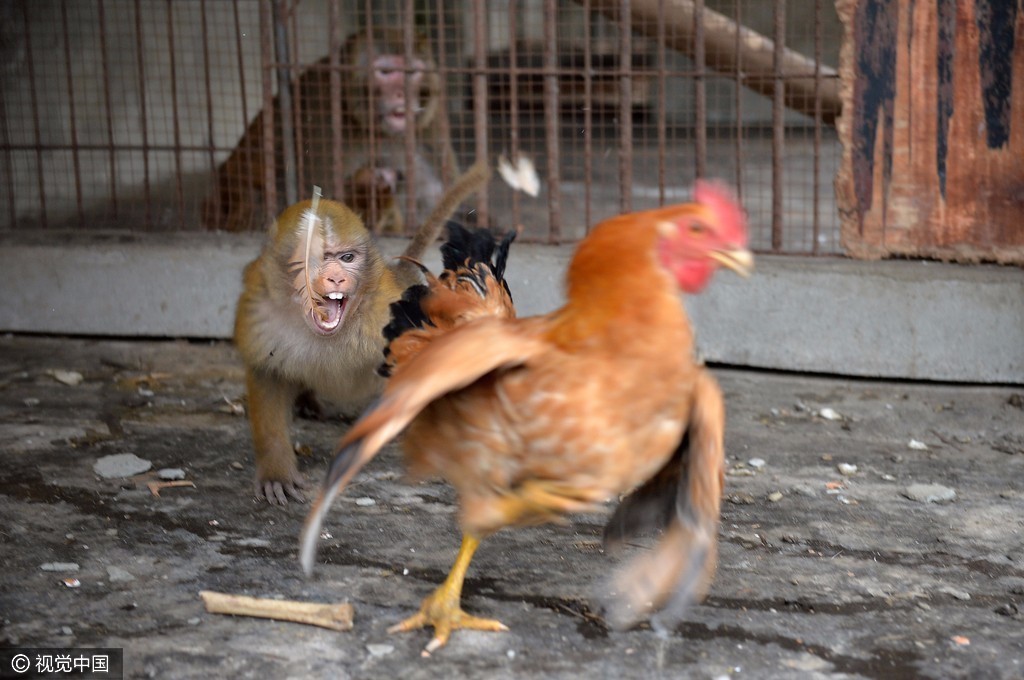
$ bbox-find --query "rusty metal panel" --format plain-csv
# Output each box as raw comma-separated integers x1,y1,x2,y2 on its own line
835,0,1024,264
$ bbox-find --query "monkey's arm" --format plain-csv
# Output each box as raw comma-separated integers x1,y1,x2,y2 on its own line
246,367,307,505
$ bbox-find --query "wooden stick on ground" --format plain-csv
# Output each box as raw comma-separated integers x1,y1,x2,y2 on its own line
200,590,353,631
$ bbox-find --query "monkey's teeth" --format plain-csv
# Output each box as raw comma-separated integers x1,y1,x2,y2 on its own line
326,293,345,300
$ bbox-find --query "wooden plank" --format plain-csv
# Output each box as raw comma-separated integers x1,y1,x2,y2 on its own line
836,0,1024,264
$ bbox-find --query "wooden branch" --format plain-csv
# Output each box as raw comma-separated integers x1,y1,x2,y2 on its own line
583,0,841,125
200,590,354,631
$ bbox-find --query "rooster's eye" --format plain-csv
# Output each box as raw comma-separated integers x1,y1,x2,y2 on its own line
689,222,707,236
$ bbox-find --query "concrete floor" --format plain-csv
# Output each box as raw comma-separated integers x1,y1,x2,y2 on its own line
1,336,1022,678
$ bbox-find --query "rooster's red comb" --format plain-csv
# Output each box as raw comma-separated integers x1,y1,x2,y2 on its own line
694,180,747,246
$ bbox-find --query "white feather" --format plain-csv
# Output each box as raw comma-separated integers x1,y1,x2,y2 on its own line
497,154,540,197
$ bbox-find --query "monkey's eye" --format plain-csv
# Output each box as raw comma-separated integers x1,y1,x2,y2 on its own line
340,252,356,263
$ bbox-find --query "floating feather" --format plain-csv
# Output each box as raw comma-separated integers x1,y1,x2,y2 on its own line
497,153,540,197
300,186,328,323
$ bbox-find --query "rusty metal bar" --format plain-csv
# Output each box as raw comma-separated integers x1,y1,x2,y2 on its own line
771,0,785,251
97,0,118,218
134,0,152,229
582,0,593,231
433,0,455,187
618,0,633,214
272,0,297,206
542,0,561,241
693,0,706,180
201,0,222,223
260,0,277,221
60,0,84,227
22,0,47,228
508,0,521,227
363,0,379,206
0,70,14,228
733,0,743,202
403,0,418,230
656,0,667,206
812,0,823,254
288,1,305,200
328,0,344,202
472,1,489,226
169,0,185,230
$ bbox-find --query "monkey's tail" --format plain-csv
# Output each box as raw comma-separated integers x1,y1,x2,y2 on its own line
399,159,492,266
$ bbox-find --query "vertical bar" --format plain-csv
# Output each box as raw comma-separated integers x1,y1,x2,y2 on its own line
168,0,185,230
433,0,455,186
363,1,379,189
273,0,297,206
733,0,743,202
233,0,250,135
542,0,561,241
134,0,152,229
328,0,344,201
771,0,785,251
198,0,216,228
472,1,489,226
618,0,633,214
288,2,304,197
0,74,15,229
581,0,593,232
508,0,521,227
22,0,48,228
693,0,706,180
60,0,84,227
656,0,667,206
98,0,118,217
812,0,823,254
403,0,418,230
260,0,277,220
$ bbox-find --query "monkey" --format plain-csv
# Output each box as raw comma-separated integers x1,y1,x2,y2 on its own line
234,160,489,505
203,28,457,235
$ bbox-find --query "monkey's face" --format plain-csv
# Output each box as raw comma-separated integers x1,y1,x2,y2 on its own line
372,55,426,135
298,239,368,336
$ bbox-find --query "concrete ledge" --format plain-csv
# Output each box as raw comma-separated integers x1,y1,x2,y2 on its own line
1,233,1021,383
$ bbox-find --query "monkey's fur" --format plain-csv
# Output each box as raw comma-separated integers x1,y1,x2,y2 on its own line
235,161,489,504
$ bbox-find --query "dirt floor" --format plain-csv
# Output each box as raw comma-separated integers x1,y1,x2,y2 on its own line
1,335,1022,679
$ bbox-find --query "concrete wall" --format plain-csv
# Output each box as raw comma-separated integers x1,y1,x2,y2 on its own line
1,235,1020,384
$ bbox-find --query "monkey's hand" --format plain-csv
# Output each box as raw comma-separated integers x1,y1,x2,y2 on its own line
255,467,309,506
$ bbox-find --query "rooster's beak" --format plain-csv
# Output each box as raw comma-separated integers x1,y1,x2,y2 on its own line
710,247,754,278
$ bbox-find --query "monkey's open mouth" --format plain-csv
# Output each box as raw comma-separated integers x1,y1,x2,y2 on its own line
386,108,409,131
311,292,348,334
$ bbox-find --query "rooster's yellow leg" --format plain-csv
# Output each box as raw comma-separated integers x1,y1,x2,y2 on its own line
388,533,508,656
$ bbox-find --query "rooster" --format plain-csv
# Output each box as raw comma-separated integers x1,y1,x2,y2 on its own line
300,182,752,655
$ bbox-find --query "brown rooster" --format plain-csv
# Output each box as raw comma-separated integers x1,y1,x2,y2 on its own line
300,182,752,655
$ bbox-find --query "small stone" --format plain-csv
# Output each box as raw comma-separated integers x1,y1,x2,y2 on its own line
837,463,858,476
48,369,84,386
93,453,152,479
939,585,971,601
727,493,756,505
818,407,842,421
908,439,929,451
903,484,956,504
748,458,766,469
230,461,244,470
188,617,202,626
366,644,394,657
157,468,186,481
791,485,817,498
22,397,40,407
60,626,73,636
40,562,80,572
355,497,376,506
106,566,135,583
62,578,81,588
767,491,783,503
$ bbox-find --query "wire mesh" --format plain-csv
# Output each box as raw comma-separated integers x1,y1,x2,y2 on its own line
0,0,843,254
